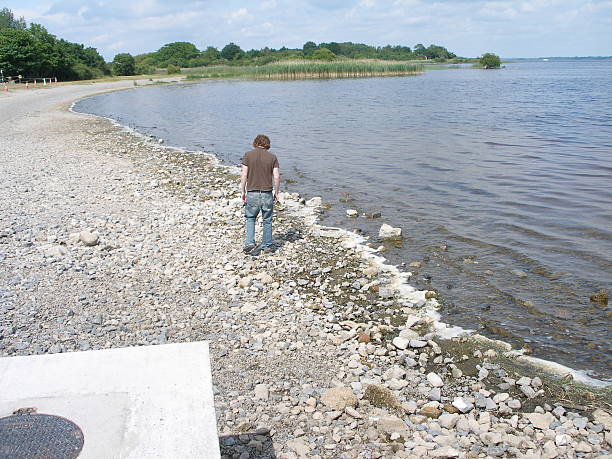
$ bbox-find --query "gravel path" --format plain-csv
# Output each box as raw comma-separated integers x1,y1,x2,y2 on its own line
1,82,610,459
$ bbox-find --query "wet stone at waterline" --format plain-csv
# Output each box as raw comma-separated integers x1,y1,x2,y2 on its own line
0,413,84,459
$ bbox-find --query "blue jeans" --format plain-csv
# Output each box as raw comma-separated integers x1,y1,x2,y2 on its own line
245,191,274,248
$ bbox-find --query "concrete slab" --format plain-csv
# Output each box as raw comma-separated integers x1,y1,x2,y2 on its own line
0,342,220,458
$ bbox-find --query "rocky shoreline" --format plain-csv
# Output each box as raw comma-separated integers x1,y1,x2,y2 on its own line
1,82,610,458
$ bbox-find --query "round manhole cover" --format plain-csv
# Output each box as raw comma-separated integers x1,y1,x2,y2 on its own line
0,413,84,459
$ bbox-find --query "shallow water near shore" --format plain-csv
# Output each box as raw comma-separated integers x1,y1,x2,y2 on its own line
74,59,612,380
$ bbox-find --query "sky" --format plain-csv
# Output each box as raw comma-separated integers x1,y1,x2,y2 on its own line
5,0,612,60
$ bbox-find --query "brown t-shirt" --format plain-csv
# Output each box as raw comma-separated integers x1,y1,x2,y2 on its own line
241,147,279,191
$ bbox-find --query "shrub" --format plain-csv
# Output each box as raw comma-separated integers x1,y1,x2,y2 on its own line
311,48,336,61
167,64,180,74
480,53,501,69
135,63,155,75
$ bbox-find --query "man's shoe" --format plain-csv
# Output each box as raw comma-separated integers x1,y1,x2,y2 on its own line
243,245,256,254
260,247,275,254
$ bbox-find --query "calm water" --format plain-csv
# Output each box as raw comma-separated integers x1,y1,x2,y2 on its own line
75,59,612,380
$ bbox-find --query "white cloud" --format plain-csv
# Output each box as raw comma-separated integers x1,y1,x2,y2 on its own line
3,0,611,59
227,8,249,23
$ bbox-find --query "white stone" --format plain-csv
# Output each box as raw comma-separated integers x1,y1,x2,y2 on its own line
430,446,460,457
305,197,322,207
346,209,358,217
392,337,410,350
507,399,521,409
452,397,474,413
383,366,406,381
526,412,555,430
427,372,444,388
254,383,269,401
555,434,571,446
493,393,510,403
379,223,402,239
79,230,99,246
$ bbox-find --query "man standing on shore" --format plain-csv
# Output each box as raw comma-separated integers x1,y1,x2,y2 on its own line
240,134,280,254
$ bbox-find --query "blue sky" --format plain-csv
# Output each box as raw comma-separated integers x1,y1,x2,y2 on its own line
6,0,612,60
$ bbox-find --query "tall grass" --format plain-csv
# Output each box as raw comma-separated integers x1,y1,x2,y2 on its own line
184,60,423,80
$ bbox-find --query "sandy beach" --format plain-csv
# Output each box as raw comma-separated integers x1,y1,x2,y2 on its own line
1,81,610,458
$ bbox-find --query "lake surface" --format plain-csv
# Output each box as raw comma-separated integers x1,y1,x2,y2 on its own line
75,59,612,380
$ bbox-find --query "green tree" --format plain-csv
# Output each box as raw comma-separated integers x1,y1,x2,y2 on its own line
221,42,244,61
167,64,180,74
154,41,199,67
112,53,135,76
200,46,221,65
302,41,317,56
480,52,501,69
0,7,26,30
311,48,335,61
0,27,37,76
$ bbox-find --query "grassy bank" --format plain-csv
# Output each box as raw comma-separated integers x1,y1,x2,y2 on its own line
184,60,424,80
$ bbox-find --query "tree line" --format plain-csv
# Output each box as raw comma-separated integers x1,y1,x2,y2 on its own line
0,7,108,80
1,6,468,81
131,41,459,75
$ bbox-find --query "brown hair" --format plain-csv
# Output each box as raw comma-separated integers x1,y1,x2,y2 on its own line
253,134,270,150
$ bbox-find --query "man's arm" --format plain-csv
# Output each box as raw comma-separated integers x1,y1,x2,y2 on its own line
240,165,248,202
273,167,280,201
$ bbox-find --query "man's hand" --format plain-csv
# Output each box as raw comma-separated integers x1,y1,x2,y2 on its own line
274,192,279,203
242,191,247,203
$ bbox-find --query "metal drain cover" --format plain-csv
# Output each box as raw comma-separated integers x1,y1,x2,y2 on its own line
0,413,84,459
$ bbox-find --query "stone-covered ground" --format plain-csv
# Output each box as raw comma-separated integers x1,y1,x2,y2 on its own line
1,84,610,458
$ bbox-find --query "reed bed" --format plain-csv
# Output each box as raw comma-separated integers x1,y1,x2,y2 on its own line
185,60,423,80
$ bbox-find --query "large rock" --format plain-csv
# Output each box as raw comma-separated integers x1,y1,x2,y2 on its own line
378,224,402,239
376,415,410,441
363,384,403,413
427,372,443,387
79,230,99,246
321,386,356,410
